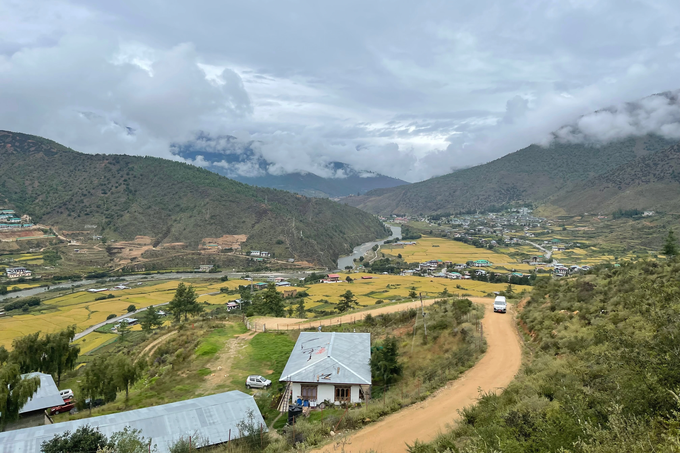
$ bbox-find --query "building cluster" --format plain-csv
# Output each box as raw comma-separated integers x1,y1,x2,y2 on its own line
5,266,32,278
0,209,34,230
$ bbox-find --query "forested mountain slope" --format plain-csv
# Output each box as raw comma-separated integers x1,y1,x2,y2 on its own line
414,260,680,453
0,131,388,266
550,142,680,214
345,135,676,215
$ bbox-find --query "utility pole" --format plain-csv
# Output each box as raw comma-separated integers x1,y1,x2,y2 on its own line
420,292,427,340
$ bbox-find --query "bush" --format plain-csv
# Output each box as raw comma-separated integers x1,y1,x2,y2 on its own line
41,426,110,453
127,304,136,313
107,314,116,320
3,296,40,311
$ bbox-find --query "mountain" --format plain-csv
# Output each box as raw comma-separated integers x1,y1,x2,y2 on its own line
345,134,677,215
551,142,680,214
0,131,389,266
171,136,408,198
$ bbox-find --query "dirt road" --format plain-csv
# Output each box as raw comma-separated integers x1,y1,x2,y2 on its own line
250,298,440,332
314,297,522,453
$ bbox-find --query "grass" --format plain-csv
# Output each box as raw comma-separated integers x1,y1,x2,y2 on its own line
195,324,247,357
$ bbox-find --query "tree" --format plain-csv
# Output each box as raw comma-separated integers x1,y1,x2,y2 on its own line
41,425,111,453
0,345,8,365
127,304,137,313
112,355,144,401
295,299,306,319
43,326,80,386
168,283,202,322
337,290,359,313
664,229,678,256
408,287,418,299
398,253,403,259
287,305,294,317
0,363,41,428
345,276,354,283
80,357,117,414
117,321,130,341
10,332,45,373
370,336,402,387
256,283,285,317
505,284,514,296
108,427,157,453
440,287,450,297
140,306,163,332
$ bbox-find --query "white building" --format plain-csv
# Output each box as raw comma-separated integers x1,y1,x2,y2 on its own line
6,267,32,278
280,332,371,405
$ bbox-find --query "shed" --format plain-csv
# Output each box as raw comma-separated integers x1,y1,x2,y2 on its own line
280,332,371,405
0,391,265,453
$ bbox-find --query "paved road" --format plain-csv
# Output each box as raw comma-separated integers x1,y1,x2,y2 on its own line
523,240,552,261
313,297,522,453
72,302,171,341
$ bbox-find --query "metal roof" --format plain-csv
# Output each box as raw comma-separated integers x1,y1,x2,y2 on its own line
279,332,371,385
19,373,64,414
0,390,266,453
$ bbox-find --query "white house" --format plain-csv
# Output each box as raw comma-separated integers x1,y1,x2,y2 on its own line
280,332,371,406
6,267,32,278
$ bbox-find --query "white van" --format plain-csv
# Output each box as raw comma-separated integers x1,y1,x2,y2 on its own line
493,296,507,313
60,389,74,400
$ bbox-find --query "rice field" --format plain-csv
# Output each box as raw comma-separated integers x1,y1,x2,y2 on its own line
72,332,118,355
382,236,535,272
0,278,233,348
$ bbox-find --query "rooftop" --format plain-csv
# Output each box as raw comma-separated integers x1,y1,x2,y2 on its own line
19,372,64,414
279,332,371,385
0,391,265,453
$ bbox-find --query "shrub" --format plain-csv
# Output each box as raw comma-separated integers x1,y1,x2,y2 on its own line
107,314,116,320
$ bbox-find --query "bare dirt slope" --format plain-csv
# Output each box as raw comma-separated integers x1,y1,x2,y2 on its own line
314,297,522,453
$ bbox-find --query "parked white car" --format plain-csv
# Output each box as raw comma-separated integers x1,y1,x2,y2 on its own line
493,296,507,313
59,389,74,400
246,375,271,389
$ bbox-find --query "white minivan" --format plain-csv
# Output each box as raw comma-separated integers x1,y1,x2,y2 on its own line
60,389,74,400
493,296,507,313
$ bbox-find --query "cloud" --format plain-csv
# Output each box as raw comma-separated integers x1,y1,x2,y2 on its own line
2,0,680,182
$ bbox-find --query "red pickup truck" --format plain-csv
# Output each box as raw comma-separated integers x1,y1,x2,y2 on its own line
50,399,76,415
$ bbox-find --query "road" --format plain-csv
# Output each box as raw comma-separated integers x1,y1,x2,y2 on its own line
523,240,552,261
72,302,172,340
312,297,522,453
248,298,442,332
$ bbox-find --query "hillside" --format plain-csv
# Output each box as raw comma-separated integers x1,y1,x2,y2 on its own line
345,135,677,215
0,131,389,266
171,137,408,197
550,142,680,214
413,260,680,453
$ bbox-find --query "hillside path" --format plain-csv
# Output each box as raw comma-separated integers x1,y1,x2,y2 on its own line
249,298,442,332
313,297,522,453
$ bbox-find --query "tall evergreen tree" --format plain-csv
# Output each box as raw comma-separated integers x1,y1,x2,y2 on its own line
140,306,163,332
337,290,359,313
168,283,202,322
664,229,679,256
370,336,403,387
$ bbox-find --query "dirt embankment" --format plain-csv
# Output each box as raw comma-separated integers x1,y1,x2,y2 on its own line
313,297,522,453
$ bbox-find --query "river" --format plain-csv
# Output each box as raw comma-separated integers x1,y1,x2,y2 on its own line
337,225,402,270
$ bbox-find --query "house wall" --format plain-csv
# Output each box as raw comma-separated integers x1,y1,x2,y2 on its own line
290,382,363,404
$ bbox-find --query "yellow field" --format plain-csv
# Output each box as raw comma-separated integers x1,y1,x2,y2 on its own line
382,236,533,272
0,279,227,348
73,332,117,354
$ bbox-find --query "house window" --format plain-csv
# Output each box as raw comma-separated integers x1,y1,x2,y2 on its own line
301,385,317,401
335,386,351,402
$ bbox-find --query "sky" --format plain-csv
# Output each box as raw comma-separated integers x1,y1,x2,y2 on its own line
2,0,680,182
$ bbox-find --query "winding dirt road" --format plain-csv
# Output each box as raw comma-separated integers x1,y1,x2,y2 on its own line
314,297,522,453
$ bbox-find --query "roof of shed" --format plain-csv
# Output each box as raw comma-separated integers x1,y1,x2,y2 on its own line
0,390,265,453
279,332,371,385
19,373,64,414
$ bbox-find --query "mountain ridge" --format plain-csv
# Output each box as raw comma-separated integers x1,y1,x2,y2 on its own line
0,131,389,267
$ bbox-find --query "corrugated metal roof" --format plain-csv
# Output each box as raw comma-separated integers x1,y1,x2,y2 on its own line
0,391,266,453
279,332,371,385
19,373,64,414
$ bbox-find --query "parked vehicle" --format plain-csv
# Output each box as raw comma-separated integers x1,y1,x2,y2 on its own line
493,296,507,313
59,389,74,400
246,375,271,389
84,398,105,408
50,400,75,415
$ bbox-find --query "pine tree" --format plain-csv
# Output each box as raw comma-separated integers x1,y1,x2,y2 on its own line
168,283,203,322
295,299,306,318
664,229,679,257
337,290,358,313
140,306,163,332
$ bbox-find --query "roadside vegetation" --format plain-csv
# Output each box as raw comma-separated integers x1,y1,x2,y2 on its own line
409,259,680,453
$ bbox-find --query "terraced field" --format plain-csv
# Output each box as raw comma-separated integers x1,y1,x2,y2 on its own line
0,278,234,348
